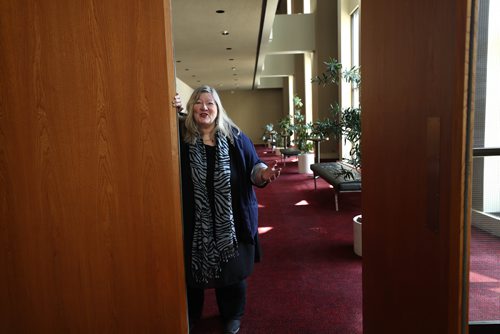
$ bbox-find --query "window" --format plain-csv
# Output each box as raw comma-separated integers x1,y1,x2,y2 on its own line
469,0,500,328
351,7,360,107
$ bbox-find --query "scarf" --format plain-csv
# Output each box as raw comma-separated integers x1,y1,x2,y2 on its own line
189,131,238,284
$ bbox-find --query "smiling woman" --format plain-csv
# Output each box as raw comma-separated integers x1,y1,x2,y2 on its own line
192,93,219,139
174,85,281,333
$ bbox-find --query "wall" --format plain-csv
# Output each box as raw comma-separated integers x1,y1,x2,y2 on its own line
175,78,194,109
313,0,340,160
219,89,284,144
266,14,315,53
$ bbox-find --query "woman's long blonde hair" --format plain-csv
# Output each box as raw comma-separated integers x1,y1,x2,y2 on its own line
183,85,240,145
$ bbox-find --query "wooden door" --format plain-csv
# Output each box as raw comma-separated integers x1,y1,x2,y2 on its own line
0,0,187,333
361,1,472,333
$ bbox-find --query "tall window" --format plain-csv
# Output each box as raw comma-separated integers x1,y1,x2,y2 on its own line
469,0,500,327
351,8,360,107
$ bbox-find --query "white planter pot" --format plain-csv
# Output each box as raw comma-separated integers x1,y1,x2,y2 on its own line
298,152,314,174
353,215,362,257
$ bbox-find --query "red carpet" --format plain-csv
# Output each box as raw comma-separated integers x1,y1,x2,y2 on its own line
469,226,500,322
191,147,363,333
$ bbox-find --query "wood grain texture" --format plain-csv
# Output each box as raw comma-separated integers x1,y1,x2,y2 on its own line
0,0,187,332
360,1,472,333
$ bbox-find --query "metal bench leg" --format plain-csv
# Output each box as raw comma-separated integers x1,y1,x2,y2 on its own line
313,173,317,190
334,192,339,211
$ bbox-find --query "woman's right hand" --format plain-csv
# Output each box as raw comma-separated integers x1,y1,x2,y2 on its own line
172,93,185,114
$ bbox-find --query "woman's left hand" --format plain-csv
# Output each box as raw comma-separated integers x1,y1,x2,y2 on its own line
262,160,281,183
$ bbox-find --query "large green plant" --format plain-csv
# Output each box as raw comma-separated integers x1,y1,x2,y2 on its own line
277,113,293,148
313,58,361,175
280,96,334,153
291,96,314,153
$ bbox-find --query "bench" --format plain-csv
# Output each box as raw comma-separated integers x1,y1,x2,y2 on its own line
280,148,301,166
310,162,362,211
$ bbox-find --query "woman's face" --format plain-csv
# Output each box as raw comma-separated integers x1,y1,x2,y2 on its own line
193,92,218,128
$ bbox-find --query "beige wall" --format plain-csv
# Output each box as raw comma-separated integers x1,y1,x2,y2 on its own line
175,78,194,109
219,88,284,144
313,0,340,160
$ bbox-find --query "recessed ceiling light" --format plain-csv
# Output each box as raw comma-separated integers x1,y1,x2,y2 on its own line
185,68,189,71
216,10,225,14
226,47,232,51
222,30,229,36
231,67,236,71
228,58,235,61
176,60,181,63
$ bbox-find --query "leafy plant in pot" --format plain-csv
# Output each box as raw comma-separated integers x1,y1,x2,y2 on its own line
261,123,277,149
273,113,293,158
277,114,293,149
313,58,362,256
290,96,315,173
291,96,313,153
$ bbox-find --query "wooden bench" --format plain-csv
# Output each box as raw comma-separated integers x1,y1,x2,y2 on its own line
310,162,362,211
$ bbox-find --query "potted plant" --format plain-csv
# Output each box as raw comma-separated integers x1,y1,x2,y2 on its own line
310,118,333,141
313,58,361,174
277,114,293,148
261,123,277,150
313,58,362,255
291,96,315,174
275,112,295,157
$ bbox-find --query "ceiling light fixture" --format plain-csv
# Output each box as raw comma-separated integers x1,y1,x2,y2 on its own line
216,10,225,14
221,30,229,36
226,47,232,51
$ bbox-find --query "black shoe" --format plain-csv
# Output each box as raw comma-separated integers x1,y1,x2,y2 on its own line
223,319,240,334
188,321,195,333
189,317,199,333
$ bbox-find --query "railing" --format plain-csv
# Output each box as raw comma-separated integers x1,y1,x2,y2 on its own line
472,147,500,157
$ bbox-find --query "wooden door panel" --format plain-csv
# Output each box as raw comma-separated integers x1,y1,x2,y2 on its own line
361,1,471,333
0,0,187,332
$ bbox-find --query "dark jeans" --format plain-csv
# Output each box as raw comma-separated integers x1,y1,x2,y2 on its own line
187,280,247,322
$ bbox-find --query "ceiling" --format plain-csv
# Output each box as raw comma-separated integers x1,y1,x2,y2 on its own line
171,0,280,91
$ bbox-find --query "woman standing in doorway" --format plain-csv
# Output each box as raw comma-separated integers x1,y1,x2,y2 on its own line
174,85,280,334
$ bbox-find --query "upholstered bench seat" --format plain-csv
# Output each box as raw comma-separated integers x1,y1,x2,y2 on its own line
280,148,301,166
310,162,362,211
